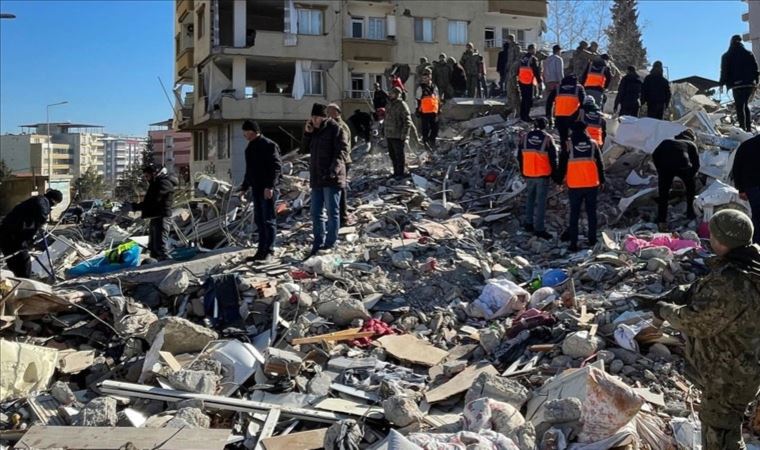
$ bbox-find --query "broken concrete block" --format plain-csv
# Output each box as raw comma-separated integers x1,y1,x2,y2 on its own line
609,347,639,365
426,201,450,220
561,331,604,359
464,372,530,408
316,296,370,327
610,359,624,374
307,372,332,397
158,268,190,296
391,251,414,269
168,369,220,395
165,407,210,429
478,328,503,355
544,397,583,423
147,317,218,355
648,343,672,359
76,396,118,426
442,360,467,377
50,381,77,405
597,350,616,364
264,348,303,376
382,395,423,427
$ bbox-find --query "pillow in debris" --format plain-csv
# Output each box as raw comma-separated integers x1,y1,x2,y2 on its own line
466,278,530,320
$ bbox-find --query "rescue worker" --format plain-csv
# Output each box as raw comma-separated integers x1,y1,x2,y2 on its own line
0,189,63,278
546,74,586,145
476,53,487,98
384,87,413,179
641,61,671,120
460,43,481,97
326,103,353,227
497,36,520,95
132,163,178,260
720,35,759,132
580,96,607,148
432,53,453,101
415,73,440,149
517,118,558,240
652,129,700,231
372,83,389,110
655,209,760,450
731,134,760,243
543,44,564,99
581,54,612,108
559,121,605,251
571,41,592,79
517,44,542,122
505,37,523,115
416,57,432,86
449,56,468,98
614,65,643,117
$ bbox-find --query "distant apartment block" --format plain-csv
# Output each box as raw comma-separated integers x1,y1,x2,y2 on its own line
17,122,105,178
0,133,75,178
173,0,547,183
742,0,760,63
102,136,147,183
149,120,192,183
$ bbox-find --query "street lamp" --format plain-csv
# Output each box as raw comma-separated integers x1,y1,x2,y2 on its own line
0,13,16,19
46,101,68,187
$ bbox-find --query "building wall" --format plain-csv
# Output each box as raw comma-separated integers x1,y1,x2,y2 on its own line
745,0,760,63
0,134,75,177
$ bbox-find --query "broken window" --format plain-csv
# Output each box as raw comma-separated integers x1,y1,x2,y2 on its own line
193,130,207,161
303,70,323,96
485,27,496,48
414,17,434,42
368,17,386,40
350,73,365,99
448,20,467,45
297,8,322,35
351,17,364,38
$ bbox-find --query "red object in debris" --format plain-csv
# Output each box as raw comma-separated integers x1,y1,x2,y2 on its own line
402,231,420,239
350,319,399,348
276,202,288,215
421,257,438,272
376,107,386,120
484,172,499,184
697,221,710,239
290,269,312,280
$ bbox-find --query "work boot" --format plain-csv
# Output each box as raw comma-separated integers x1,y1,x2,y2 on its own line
535,230,553,240
658,222,669,232
524,223,535,233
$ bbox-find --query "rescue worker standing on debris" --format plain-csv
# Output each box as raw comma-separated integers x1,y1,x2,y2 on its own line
303,103,349,257
460,43,481,98
543,45,564,99
326,104,353,228
449,56,468,98
546,74,586,145
570,41,591,80
0,190,63,278
432,53,453,101
238,120,282,261
652,129,699,231
384,87,413,179
415,73,440,149
641,61,671,120
559,121,605,251
132,164,178,261
416,57,432,86
720,35,760,132
518,118,558,240
580,96,606,148
581,54,613,108
615,66,643,117
497,38,517,95
517,44,542,122
730,134,760,243
372,82,389,111
655,209,760,450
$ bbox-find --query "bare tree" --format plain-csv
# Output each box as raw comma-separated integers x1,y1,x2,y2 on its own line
546,0,611,50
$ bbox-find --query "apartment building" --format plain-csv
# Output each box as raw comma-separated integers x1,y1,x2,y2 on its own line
149,120,192,183
16,122,105,178
742,0,760,63
0,133,76,178
102,136,147,183
174,0,547,183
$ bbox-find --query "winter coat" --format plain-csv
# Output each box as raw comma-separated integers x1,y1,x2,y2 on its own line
0,195,51,246
652,139,700,173
615,73,643,109
432,60,452,89
543,54,564,85
720,42,760,89
641,70,671,105
373,89,389,110
731,134,760,192
460,50,481,75
572,48,595,79
240,135,282,193
450,62,468,92
134,170,178,218
384,97,413,140
303,118,348,189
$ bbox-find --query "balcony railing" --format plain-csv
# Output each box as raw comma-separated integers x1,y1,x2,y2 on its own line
345,90,372,100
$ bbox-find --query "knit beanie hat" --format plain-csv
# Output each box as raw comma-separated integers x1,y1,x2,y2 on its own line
709,209,754,250
311,103,327,117
391,87,403,96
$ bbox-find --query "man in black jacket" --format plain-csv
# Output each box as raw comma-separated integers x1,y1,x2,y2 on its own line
615,66,642,117
0,190,63,278
373,83,389,111
731,134,760,243
238,120,282,261
641,61,671,120
720,35,760,132
133,164,177,260
303,103,348,257
652,129,700,231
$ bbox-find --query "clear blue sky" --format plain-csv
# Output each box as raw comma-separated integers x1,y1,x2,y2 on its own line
0,0,751,136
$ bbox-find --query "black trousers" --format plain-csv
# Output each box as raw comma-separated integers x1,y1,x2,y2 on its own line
657,168,696,223
568,187,599,246
519,83,534,121
251,190,277,253
556,116,576,148
647,102,666,120
620,103,640,117
733,86,755,132
148,217,170,260
420,113,438,148
386,138,406,176
340,164,350,225
1,237,31,278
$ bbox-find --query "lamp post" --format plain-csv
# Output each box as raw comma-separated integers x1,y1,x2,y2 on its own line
0,13,16,19
46,101,68,188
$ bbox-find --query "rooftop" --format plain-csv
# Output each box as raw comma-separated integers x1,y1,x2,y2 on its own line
19,122,104,130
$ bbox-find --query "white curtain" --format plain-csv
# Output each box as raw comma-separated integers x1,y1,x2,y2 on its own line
209,63,232,111
293,60,311,100
284,0,298,46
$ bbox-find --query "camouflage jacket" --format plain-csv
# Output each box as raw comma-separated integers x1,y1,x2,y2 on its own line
460,50,481,75
432,61,452,88
335,117,352,164
384,98,412,140
660,254,760,388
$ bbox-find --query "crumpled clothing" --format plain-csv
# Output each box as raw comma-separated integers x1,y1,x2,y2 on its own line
350,319,399,348
324,419,362,450
624,234,700,254
505,308,556,339
408,430,519,450
467,278,530,320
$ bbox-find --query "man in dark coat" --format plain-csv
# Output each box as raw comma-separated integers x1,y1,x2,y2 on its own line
0,190,63,278
652,129,700,231
448,57,468,97
641,61,671,120
615,66,643,117
132,164,177,260
372,83,389,111
303,103,348,257
731,134,760,243
238,120,282,261
720,34,760,132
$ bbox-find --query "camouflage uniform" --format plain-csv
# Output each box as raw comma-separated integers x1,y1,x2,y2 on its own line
659,249,760,450
432,57,453,101
504,43,522,115
460,49,481,97
416,59,433,87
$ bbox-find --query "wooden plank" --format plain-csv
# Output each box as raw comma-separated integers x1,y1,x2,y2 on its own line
425,364,497,404
291,328,375,345
261,428,328,450
255,408,281,450
588,323,599,337
159,351,182,371
314,397,384,419
377,334,448,367
15,426,231,450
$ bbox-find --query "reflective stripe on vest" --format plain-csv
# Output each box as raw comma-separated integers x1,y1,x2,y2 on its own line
518,65,535,85
587,125,603,146
584,65,607,89
521,133,552,177
420,95,439,114
555,86,581,117
566,139,600,188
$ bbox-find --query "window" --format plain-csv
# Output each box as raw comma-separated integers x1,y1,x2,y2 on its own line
485,27,496,48
298,8,323,35
372,73,385,90
448,20,467,45
351,17,364,38
350,73,365,99
368,17,386,40
502,28,526,47
196,5,205,39
303,70,324,95
414,17,434,42
193,131,207,161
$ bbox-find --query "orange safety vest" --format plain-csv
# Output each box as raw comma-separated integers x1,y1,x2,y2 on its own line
584,64,607,89
518,55,536,85
583,110,605,146
521,132,552,177
566,139,601,188
555,86,581,117
420,95,439,114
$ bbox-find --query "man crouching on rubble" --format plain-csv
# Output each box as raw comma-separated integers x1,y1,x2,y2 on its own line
655,209,760,450
132,164,177,261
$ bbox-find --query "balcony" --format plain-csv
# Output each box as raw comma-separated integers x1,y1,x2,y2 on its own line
218,30,339,60
488,0,547,17
176,48,194,79
342,38,395,62
219,95,316,122
177,0,193,22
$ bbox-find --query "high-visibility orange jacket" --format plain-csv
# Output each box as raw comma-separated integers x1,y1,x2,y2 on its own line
517,53,541,85
582,109,606,146
563,138,604,188
555,86,582,117
519,130,557,177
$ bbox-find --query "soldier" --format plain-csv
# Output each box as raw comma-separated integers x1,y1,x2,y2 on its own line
432,53,453,101
655,209,760,450
415,57,432,86
384,87,413,179
504,35,522,115
460,43,481,97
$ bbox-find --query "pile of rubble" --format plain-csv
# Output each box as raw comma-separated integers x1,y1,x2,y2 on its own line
1,90,759,450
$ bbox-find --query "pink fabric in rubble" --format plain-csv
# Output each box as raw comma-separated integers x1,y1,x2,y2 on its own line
624,234,701,253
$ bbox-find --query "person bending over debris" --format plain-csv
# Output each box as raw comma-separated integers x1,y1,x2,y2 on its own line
559,121,605,251
384,87,413,179
518,118,558,240
546,74,586,146
731,134,760,243
303,103,348,257
652,129,699,231
655,209,760,450
132,164,177,261
720,35,759,132
238,120,282,262
0,189,63,278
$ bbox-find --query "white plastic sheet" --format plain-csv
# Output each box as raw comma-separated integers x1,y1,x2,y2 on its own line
611,116,687,154
693,179,751,222
467,278,529,320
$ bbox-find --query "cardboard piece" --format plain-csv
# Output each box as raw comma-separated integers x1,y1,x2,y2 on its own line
377,334,448,367
425,363,498,404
